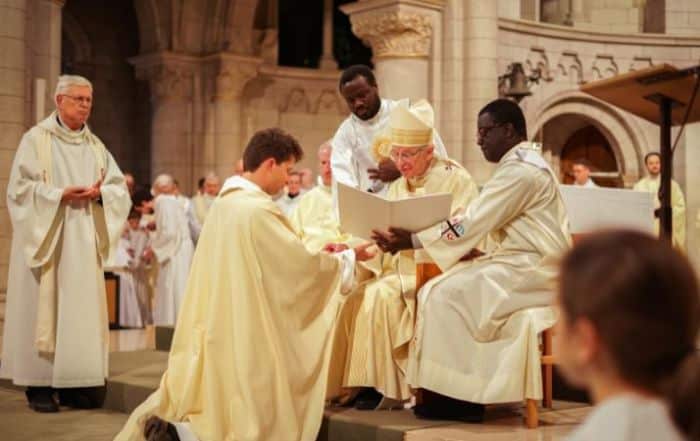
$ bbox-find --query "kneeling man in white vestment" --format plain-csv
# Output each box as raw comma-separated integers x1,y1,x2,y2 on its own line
115,128,374,441
327,100,479,410
373,99,570,421
1,75,131,412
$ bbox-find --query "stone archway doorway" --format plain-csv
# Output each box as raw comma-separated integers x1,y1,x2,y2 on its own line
560,125,623,187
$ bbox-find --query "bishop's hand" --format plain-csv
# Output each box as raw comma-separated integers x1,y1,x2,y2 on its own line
353,242,377,262
371,227,413,254
367,158,401,183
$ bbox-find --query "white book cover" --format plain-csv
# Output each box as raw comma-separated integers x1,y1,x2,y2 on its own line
337,182,452,240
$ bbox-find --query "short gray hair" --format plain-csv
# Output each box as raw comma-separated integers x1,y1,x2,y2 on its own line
54,75,93,102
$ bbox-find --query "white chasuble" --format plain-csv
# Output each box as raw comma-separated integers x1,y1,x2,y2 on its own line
1,112,130,387
633,176,686,249
408,143,571,404
329,158,479,402
115,176,356,441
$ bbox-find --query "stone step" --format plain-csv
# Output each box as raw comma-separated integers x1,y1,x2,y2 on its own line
101,350,587,441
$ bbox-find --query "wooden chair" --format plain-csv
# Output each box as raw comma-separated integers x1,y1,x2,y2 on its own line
415,262,554,429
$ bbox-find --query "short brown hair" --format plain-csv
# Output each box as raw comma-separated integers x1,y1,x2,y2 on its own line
572,158,592,169
559,230,700,438
243,128,303,172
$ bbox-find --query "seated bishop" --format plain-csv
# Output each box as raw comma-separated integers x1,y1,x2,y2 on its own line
327,100,480,410
372,99,571,422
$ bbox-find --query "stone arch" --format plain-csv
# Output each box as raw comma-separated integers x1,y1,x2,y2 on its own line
531,91,648,186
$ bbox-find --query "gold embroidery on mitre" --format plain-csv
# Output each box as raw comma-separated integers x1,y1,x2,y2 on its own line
371,134,393,162
390,127,432,147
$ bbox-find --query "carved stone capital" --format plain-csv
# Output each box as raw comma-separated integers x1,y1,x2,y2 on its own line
205,54,262,102
353,11,432,58
130,52,200,102
341,1,444,59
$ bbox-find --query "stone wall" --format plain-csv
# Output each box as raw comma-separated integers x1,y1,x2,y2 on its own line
243,65,346,172
665,0,700,36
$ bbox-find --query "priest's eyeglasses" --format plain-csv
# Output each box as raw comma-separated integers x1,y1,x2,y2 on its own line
62,95,93,105
390,148,424,162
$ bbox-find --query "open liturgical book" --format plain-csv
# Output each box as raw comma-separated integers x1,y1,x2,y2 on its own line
337,182,453,240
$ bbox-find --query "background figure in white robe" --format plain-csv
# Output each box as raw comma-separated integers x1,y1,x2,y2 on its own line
633,152,686,249
187,173,221,244
331,65,447,197
276,171,303,217
555,231,698,441
373,99,570,421
290,142,353,252
1,75,131,413
299,167,315,192
114,209,152,328
144,174,195,327
571,158,598,188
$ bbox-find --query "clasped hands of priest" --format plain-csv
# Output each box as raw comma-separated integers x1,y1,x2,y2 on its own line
61,177,102,204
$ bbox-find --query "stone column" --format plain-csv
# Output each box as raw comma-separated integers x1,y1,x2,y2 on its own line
0,0,28,347
131,52,200,194
462,0,499,183
204,53,261,180
33,0,64,118
319,0,337,70
341,0,444,103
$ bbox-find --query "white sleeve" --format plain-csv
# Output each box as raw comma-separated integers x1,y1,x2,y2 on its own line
330,121,359,189
186,202,202,244
335,248,357,294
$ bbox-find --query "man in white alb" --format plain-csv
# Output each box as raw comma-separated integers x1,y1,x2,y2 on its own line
331,65,447,197
1,75,131,412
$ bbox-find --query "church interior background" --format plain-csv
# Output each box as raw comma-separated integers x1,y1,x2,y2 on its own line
1,0,700,383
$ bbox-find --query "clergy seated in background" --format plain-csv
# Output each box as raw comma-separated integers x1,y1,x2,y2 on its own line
299,167,315,192
290,141,353,252
115,128,375,441
327,100,480,410
373,99,571,422
187,172,221,244
276,171,304,217
114,209,153,328
331,64,448,196
0,74,131,413
143,174,195,327
571,158,598,188
633,152,686,249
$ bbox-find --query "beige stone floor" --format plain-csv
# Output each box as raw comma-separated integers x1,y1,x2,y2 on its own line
0,387,128,441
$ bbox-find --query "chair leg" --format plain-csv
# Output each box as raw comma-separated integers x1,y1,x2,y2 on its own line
525,399,539,429
543,364,553,408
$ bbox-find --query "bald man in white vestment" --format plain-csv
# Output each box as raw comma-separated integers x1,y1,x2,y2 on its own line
0,75,131,412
